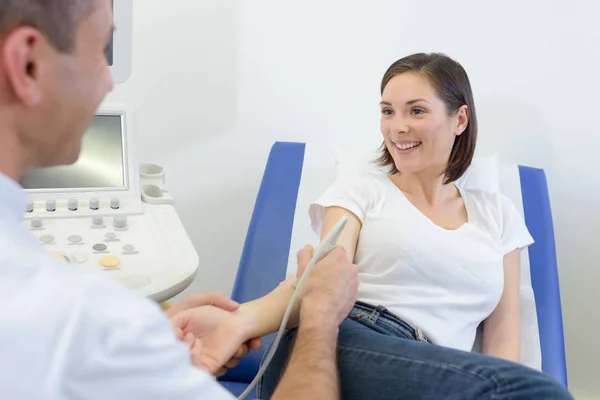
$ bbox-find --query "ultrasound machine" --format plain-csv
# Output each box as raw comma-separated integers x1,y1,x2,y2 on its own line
18,1,200,304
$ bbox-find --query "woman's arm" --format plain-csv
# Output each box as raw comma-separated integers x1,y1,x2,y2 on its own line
238,206,362,339
319,206,362,259
481,248,522,363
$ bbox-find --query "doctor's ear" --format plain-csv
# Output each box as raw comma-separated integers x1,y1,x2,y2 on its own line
2,26,49,106
454,105,469,136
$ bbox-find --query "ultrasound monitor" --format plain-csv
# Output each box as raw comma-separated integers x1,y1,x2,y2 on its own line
20,115,126,192
21,104,142,219
108,0,132,84
20,103,200,304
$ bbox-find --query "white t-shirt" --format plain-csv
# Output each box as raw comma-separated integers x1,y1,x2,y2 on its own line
0,173,235,400
309,171,534,352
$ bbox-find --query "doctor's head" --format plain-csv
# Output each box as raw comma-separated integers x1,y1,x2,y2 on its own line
377,53,477,184
0,0,114,175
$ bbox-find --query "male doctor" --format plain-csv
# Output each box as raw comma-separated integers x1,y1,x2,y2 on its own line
0,0,358,399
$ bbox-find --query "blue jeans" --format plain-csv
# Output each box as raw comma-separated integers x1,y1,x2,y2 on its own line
257,301,573,399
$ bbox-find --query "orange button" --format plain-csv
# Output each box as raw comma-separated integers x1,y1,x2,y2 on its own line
49,252,68,262
99,255,120,269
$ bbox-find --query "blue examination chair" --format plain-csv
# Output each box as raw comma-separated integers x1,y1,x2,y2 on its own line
218,142,568,397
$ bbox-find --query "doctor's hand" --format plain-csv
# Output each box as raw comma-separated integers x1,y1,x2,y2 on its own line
297,245,359,326
170,305,259,376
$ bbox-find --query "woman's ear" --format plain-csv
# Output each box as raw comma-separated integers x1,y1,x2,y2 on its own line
455,105,469,136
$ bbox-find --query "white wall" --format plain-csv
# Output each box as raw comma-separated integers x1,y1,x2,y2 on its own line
106,0,599,397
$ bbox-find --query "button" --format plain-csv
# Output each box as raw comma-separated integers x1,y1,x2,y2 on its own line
68,235,83,243
68,199,78,211
92,216,104,226
93,243,107,252
110,197,120,209
39,234,54,243
90,198,100,210
31,217,42,228
26,200,34,213
123,244,135,252
46,199,56,212
49,252,68,262
117,274,151,290
105,232,117,239
100,255,120,269
113,216,127,228
72,252,87,263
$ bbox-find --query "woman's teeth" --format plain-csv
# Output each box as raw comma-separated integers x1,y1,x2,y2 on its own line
395,142,421,150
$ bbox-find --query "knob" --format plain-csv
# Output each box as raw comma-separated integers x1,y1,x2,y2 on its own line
68,199,78,211
113,216,127,228
89,198,99,210
26,200,34,213
31,217,42,228
46,199,56,212
110,197,120,210
92,216,104,226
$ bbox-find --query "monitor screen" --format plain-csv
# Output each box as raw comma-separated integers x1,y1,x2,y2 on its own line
20,115,125,191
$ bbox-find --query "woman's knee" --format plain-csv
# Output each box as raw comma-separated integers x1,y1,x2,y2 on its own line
260,320,573,400
488,362,573,400
335,324,573,399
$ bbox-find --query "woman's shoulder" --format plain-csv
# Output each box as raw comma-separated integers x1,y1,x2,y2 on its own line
458,186,510,225
459,185,503,205
457,185,534,253
313,169,392,211
333,168,392,189
459,185,517,211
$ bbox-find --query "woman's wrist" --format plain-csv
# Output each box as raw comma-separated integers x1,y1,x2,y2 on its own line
234,281,297,340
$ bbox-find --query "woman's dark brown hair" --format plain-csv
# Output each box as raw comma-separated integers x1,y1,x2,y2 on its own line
376,52,478,184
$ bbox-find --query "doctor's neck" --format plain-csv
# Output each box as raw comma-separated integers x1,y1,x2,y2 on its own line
0,113,31,182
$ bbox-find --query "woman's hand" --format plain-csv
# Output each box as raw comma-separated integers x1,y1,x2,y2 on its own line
170,305,261,376
166,293,262,376
164,292,240,318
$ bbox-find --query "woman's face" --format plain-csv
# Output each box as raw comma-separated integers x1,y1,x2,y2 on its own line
380,72,468,177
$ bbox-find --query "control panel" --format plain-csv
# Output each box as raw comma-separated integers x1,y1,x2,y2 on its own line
20,105,199,303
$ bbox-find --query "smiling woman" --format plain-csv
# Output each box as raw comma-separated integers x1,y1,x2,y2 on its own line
256,53,572,400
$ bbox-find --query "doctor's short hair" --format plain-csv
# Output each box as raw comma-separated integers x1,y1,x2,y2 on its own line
376,52,478,184
0,0,95,52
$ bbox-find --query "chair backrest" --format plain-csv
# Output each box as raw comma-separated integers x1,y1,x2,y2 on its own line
513,165,568,386
220,142,306,384
221,141,567,388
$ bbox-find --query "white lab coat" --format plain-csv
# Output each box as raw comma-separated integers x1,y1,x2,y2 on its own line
0,173,235,399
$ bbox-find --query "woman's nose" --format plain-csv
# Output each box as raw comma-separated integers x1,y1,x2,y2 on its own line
390,114,409,134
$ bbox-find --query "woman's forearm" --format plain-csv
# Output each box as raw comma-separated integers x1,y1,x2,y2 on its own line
483,340,521,363
237,276,300,340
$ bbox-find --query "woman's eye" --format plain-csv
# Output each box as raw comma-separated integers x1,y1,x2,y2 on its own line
412,108,425,115
381,108,394,116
